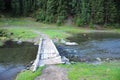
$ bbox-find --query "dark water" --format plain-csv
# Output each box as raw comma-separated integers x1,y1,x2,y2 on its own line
57,32,120,62
0,40,38,80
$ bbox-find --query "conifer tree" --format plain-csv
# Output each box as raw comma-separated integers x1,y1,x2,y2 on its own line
37,0,48,21
75,0,90,26
103,0,117,24
114,0,120,24
0,0,119,26
0,0,5,11
74,0,82,26
107,0,117,23
11,0,20,16
89,0,104,24
45,0,57,23
56,0,68,25
68,0,76,16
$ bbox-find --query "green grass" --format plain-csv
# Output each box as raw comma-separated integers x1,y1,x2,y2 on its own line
0,17,39,40
0,27,38,42
0,17,86,40
38,26,86,39
114,29,120,33
8,28,38,40
60,61,120,80
2,17,119,40
16,67,44,80
16,61,120,80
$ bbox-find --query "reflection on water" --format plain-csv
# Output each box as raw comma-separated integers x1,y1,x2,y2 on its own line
57,32,120,62
67,32,120,43
0,41,38,80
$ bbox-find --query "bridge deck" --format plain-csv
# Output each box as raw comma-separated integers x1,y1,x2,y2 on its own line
31,37,62,72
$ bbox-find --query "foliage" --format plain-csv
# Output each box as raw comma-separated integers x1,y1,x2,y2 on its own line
89,0,104,24
11,0,20,16
0,0,120,26
56,0,67,25
37,9,46,22
0,29,9,37
0,29,10,46
0,0,5,11
45,0,57,23
36,0,47,22
11,0,37,16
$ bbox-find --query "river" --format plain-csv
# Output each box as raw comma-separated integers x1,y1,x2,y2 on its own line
0,41,38,80
57,32,120,62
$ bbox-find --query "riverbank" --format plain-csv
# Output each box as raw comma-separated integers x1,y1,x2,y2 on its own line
1,17,120,42
16,67,44,80
16,60,120,80
60,60,120,80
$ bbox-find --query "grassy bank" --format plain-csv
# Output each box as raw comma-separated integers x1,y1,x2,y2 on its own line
0,17,120,40
16,61,120,80
16,67,44,80
0,17,94,40
60,61,120,80
1,17,120,40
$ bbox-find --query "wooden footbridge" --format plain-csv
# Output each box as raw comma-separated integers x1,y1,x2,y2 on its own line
31,36,62,72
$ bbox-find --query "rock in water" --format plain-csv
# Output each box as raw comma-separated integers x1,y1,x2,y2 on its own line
96,57,102,62
65,42,78,46
61,56,70,64
17,40,22,44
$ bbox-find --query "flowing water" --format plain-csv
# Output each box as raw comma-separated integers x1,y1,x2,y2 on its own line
0,40,38,80
57,32,120,62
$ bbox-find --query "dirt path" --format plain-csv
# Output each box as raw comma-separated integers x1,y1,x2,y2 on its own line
35,65,69,80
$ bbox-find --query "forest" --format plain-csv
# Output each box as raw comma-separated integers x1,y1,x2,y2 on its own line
0,0,120,26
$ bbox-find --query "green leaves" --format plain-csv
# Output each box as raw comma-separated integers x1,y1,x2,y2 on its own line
1,0,119,26
0,0,5,11
45,0,56,23
11,0,37,16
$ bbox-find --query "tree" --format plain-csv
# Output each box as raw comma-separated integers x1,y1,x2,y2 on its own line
103,0,117,24
11,0,20,16
89,0,104,24
56,0,68,25
0,0,5,11
45,0,57,23
114,0,120,24
0,0,119,26
36,0,47,22
75,0,90,26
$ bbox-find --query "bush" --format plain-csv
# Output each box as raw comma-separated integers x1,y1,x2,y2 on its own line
0,29,10,37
